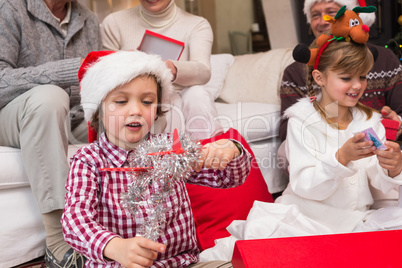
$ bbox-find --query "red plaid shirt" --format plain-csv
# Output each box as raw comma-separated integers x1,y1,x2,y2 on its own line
62,133,251,268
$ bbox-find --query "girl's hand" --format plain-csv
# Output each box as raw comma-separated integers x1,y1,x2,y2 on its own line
103,236,166,268
376,141,402,178
336,133,375,166
194,139,240,172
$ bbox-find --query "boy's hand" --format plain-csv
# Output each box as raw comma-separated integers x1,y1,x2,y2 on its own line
104,236,166,268
336,133,375,166
376,141,402,178
194,139,240,172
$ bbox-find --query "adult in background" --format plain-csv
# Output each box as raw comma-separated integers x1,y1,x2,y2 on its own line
0,0,101,267
275,0,402,197
101,0,223,139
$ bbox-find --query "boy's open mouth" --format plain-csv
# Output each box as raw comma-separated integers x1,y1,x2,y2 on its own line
126,122,142,127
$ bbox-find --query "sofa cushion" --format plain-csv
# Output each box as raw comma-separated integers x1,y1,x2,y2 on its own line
215,102,280,142
219,48,294,105
186,128,273,250
0,147,29,189
0,186,46,267
249,138,287,194
204,54,235,100
0,145,84,190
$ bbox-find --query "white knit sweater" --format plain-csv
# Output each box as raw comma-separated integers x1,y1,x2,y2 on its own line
281,97,402,222
100,2,213,91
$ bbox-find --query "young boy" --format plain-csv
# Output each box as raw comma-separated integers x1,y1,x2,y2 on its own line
61,50,251,267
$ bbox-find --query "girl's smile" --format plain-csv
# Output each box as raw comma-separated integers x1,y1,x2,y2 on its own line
345,92,360,99
316,70,367,110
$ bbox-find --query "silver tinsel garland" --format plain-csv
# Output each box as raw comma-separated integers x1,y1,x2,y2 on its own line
120,132,202,241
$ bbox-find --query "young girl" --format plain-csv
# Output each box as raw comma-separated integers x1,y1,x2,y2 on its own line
279,40,402,228
61,50,251,268
200,27,402,263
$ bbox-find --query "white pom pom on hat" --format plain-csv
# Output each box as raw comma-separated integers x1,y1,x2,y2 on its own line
78,50,174,122
303,0,376,27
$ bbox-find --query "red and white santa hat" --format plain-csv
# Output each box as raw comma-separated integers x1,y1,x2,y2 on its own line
304,0,376,27
78,50,174,122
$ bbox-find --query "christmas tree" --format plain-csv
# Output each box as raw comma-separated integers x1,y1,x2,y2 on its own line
385,15,402,62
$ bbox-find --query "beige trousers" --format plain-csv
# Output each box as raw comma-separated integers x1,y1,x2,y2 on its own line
0,85,86,213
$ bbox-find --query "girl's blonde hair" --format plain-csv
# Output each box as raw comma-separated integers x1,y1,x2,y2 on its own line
306,40,376,128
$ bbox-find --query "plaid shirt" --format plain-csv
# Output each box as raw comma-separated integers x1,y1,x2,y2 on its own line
62,133,251,268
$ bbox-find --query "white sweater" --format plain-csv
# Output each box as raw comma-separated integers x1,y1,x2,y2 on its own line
280,97,402,231
100,3,213,90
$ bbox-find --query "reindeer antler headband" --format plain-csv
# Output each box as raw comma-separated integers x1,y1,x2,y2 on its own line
293,5,377,69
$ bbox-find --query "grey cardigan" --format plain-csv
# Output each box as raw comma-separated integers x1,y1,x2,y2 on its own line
0,0,101,113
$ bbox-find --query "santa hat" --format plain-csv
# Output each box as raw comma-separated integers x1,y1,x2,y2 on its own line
79,50,174,123
304,0,376,27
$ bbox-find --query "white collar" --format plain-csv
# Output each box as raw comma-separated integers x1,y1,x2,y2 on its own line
139,1,177,28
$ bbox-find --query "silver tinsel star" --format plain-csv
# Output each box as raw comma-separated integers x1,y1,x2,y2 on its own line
120,132,202,241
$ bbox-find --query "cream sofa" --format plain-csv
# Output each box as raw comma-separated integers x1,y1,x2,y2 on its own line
210,49,294,194
0,48,318,267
